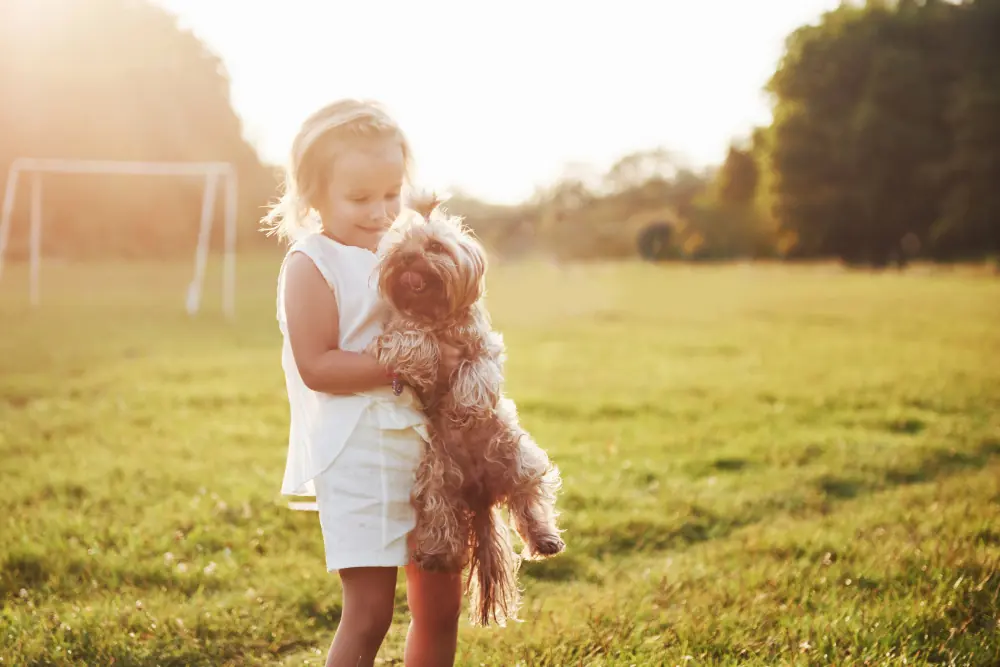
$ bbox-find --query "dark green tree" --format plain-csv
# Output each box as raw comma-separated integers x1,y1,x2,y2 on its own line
760,0,998,265
714,144,758,206
931,0,1000,259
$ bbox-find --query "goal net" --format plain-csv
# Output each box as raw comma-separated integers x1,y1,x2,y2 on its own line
0,158,239,319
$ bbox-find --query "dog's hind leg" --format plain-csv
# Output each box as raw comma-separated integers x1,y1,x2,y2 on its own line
410,435,471,573
493,399,565,560
508,435,565,559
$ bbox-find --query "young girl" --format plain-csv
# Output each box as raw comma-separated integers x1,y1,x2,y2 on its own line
264,99,465,667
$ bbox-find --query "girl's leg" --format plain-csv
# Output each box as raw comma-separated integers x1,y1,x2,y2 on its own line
402,563,463,667
325,566,398,667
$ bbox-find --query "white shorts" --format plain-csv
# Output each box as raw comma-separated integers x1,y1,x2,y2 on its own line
313,406,426,571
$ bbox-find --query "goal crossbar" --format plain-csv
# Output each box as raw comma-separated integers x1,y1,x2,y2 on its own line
0,158,239,319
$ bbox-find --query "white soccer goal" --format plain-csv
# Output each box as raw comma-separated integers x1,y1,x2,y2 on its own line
0,158,239,319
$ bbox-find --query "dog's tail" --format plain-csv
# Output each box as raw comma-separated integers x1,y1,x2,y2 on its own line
466,504,521,627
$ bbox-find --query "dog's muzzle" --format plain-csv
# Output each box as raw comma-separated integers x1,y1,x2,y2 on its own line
400,270,426,292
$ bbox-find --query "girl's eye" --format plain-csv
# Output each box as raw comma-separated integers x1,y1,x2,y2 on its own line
427,241,443,253
386,192,400,201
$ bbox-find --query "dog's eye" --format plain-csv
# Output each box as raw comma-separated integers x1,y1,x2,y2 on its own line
427,241,444,253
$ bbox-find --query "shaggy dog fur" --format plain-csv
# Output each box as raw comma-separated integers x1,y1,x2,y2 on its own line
367,194,565,626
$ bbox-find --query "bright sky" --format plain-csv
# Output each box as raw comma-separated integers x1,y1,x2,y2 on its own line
155,0,844,204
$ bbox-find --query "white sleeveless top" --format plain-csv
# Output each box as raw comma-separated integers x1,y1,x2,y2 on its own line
275,231,427,501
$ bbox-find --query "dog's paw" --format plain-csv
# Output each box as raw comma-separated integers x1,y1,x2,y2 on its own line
525,534,565,559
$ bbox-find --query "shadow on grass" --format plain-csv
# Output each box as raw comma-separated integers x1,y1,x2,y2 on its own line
586,506,746,560
682,456,753,479
521,551,599,583
818,439,1000,500
1,547,227,604
295,590,343,630
818,475,863,499
711,457,749,472
518,398,675,422
885,417,927,435
573,439,1000,562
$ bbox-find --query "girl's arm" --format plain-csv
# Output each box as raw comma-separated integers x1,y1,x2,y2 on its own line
283,252,391,394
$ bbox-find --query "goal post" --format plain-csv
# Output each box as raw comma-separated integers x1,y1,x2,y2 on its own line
0,157,239,319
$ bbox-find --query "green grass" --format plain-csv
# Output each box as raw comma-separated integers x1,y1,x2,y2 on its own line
1,256,998,666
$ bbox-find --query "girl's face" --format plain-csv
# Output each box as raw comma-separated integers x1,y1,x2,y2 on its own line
316,135,405,251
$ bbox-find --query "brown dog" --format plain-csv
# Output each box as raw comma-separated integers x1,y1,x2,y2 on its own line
367,193,565,626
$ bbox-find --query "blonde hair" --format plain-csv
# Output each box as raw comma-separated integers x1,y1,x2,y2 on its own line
261,99,413,243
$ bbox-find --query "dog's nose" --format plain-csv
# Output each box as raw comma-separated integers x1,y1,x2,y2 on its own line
401,251,417,265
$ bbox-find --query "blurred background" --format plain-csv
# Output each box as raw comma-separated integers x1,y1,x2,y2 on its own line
2,1,999,665
2,0,996,267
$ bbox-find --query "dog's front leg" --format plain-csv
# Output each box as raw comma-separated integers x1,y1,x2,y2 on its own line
369,324,439,393
449,331,505,416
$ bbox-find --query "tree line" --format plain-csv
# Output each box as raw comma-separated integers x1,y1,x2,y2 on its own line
1,0,996,265
461,0,999,266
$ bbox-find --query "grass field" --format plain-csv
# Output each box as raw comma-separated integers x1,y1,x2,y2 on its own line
1,255,999,666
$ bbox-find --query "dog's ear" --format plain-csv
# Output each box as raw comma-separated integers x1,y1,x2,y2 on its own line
408,189,448,221
455,234,488,311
